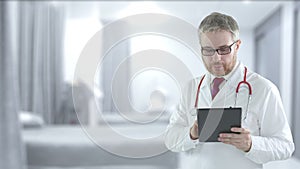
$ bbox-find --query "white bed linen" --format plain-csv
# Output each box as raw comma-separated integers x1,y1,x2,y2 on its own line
22,125,178,169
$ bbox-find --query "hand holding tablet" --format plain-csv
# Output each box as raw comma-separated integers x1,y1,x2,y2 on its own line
197,107,241,142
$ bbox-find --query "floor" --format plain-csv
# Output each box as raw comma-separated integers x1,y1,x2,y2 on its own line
29,157,300,169
177,154,300,169
264,157,300,169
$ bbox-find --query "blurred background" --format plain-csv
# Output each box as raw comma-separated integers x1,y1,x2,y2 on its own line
1,1,300,169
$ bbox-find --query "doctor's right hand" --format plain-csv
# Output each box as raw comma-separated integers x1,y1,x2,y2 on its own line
190,120,199,140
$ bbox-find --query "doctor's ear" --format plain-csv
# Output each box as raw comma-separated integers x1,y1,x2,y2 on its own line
235,40,241,50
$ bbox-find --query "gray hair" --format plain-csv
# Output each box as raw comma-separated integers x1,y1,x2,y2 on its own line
198,12,239,41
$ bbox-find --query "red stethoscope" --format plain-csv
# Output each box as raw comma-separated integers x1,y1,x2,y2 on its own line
194,67,252,120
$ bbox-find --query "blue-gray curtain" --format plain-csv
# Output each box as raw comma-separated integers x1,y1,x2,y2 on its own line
18,1,65,124
0,1,27,169
0,1,65,168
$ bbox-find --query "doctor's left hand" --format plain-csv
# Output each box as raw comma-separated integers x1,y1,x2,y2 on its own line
218,127,252,152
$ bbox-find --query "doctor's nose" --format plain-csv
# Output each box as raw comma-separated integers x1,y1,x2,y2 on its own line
211,52,222,62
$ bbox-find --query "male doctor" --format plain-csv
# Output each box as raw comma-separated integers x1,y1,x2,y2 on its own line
165,12,294,169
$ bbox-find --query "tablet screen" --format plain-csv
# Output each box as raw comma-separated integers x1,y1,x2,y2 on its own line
197,107,241,142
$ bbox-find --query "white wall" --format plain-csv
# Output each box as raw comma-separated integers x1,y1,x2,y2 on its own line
280,2,295,125
238,28,255,70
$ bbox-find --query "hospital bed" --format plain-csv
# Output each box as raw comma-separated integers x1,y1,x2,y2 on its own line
22,122,178,169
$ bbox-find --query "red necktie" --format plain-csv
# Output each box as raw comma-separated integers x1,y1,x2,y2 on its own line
211,77,225,100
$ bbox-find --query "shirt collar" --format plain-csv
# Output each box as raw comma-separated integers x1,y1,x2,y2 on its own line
209,60,240,84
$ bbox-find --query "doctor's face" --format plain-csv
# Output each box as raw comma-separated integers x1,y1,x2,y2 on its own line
200,30,241,76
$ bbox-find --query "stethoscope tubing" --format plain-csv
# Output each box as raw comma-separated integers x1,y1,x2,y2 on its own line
194,67,252,115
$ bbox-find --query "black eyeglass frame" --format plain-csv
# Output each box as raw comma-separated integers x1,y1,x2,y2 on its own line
201,41,238,56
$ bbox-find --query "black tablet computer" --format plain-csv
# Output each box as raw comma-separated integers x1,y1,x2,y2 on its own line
197,107,241,142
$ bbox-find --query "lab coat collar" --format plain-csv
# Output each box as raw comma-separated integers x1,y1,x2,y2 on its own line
200,61,245,91
226,61,246,89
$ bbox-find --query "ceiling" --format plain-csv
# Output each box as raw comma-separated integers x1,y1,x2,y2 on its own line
64,1,287,29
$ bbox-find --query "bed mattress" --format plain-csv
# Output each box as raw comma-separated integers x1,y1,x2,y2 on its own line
22,124,178,169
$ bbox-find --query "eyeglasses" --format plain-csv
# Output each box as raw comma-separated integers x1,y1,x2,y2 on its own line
201,41,238,56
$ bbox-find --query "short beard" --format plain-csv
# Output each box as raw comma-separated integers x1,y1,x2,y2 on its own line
202,54,237,76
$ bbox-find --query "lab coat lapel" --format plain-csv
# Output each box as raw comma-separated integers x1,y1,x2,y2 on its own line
226,62,245,90
197,73,212,108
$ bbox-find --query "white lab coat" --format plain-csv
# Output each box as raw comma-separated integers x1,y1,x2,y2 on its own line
165,61,294,169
